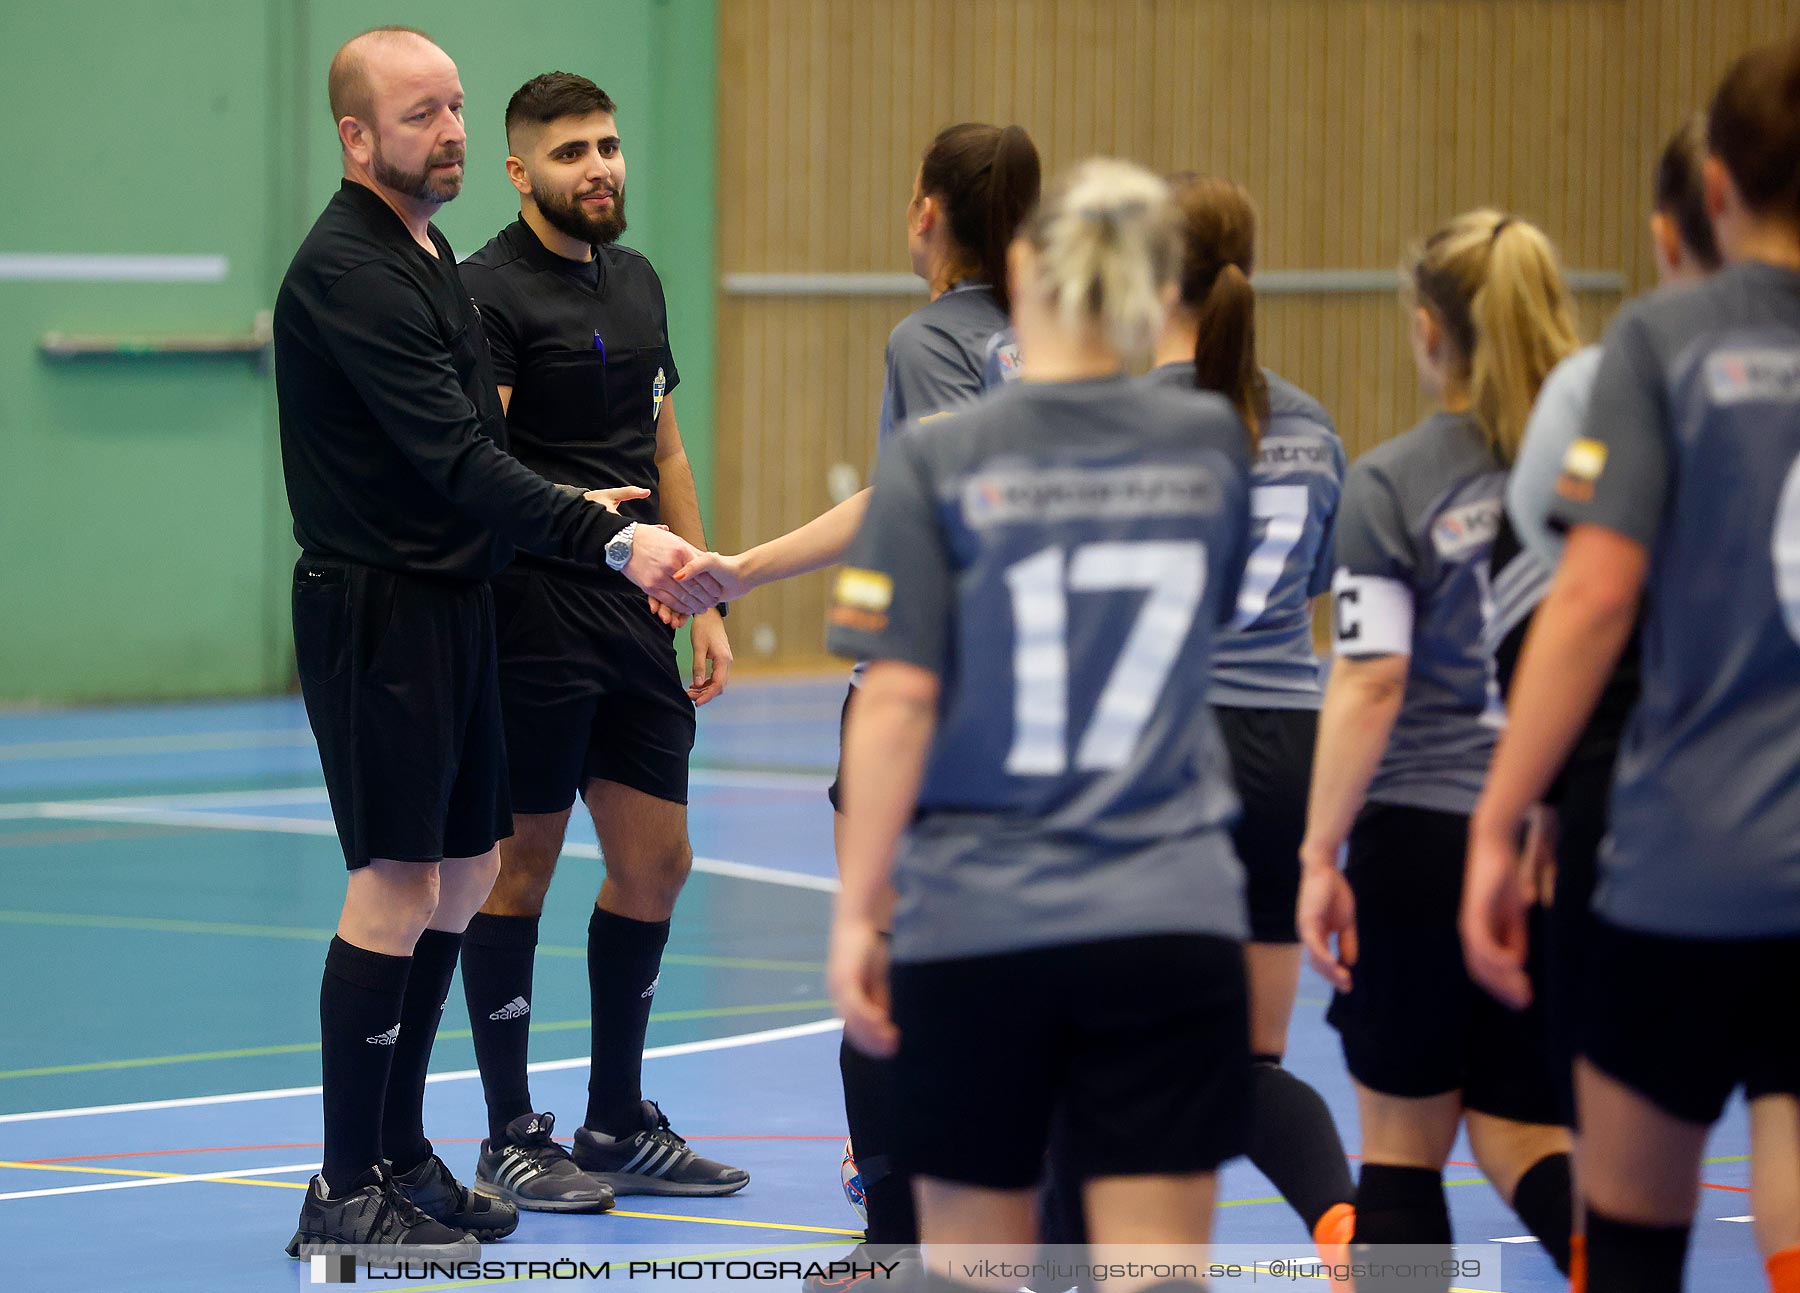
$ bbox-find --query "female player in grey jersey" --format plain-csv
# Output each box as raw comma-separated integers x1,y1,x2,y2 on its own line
1297,209,1581,1289
1465,33,1800,1293
1147,175,1357,1270
679,122,1039,1257
828,157,1253,1277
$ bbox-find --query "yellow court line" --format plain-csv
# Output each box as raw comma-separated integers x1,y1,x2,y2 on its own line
0,1158,305,1190
0,1159,859,1233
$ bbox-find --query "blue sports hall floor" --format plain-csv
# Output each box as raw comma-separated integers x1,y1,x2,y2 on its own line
0,677,1759,1290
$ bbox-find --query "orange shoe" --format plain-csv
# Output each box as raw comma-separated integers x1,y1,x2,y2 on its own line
1768,1243,1800,1293
1312,1201,1356,1292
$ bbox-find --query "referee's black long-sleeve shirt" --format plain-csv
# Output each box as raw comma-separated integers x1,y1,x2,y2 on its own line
275,181,625,580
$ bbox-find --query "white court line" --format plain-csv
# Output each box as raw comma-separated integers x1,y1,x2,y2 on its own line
0,1018,843,1126
0,1161,319,1203
0,795,841,894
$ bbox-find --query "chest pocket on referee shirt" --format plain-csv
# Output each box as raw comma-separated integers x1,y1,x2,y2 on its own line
522,347,660,446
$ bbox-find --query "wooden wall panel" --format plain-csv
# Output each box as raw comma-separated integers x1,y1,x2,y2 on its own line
716,0,1800,669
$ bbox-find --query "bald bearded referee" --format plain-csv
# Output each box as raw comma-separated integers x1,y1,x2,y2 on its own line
274,27,715,1257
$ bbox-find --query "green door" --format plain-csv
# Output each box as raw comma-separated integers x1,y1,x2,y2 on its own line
0,1,295,703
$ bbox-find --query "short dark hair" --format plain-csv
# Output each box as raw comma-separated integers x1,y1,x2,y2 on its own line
1654,113,1722,270
506,72,617,150
1708,28,1800,221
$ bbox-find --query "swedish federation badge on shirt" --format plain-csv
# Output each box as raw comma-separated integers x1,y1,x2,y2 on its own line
653,367,666,421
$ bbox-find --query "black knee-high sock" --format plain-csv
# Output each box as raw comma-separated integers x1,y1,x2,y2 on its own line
1508,1152,1574,1274
461,912,541,1142
319,936,411,1194
584,907,670,1135
381,927,462,1173
840,1037,918,1245
1584,1206,1689,1293
1246,1054,1356,1232
1351,1164,1452,1293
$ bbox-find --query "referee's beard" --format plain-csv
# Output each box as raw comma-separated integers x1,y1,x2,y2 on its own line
372,137,466,205
534,183,627,248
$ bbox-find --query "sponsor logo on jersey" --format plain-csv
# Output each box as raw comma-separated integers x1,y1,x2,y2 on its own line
994,342,1023,381
1430,497,1503,559
1555,437,1608,504
652,367,667,420
1257,436,1336,471
963,464,1222,528
830,567,893,634
1707,347,1800,406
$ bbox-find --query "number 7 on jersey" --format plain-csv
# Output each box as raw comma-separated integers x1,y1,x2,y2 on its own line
1004,540,1208,776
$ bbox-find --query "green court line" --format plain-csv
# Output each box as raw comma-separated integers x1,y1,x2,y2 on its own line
0,1001,835,1080
0,911,823,973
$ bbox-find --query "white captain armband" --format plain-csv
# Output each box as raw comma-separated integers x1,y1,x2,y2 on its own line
1331,570,1414,656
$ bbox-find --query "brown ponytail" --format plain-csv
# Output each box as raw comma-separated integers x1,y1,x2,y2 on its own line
919,123,1043,315
1169,175,1269,450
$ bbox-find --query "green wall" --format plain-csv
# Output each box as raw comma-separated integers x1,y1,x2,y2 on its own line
0,0,717,705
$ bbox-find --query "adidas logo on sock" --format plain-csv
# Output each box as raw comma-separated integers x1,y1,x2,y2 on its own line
640,975,660,1000
366,1023,401,1046
489,996,530,1021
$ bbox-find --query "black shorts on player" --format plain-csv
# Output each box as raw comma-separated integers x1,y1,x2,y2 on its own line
1580,918,1800,1126
890,935,1250,1189
1215,705,1314,945
294,558,512,868
1327,802,1558,1122
493,565,695,812
825,683,853,813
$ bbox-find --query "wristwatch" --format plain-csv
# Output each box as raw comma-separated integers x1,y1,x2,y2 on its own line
604,522,639,572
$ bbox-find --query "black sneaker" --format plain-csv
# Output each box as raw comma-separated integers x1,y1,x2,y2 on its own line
475,1112,616,1213
571,1099,750,1196
285,1165,479,1260
391,1149,520,1240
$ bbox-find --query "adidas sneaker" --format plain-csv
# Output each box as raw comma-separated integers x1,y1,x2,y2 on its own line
474,1112,615,1213
571,1099,750,1197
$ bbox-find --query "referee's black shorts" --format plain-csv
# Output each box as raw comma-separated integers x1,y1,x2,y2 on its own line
493,563,695,813
1326,801,1559,1123
1215,704,1316,944
292,557,511,870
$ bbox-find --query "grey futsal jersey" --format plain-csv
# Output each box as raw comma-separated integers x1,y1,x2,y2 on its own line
1550,262,1800,938
1332,411,1508,815
982,326,1022,390
1144,364,1345,708
829,376,1253,963
876,282,1008,443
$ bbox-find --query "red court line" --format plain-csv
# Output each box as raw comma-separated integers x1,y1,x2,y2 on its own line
24,1135,844,1164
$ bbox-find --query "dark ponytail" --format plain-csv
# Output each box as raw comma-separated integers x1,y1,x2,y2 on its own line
1655,112,1722,270
919,122,1043,315
1170,174,1269,449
